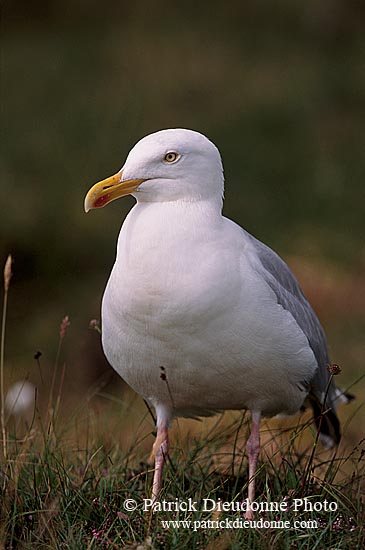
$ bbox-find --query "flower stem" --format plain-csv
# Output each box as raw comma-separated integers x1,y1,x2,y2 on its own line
1,255,12,460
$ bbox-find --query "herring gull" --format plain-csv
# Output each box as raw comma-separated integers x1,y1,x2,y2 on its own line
84,128,350,517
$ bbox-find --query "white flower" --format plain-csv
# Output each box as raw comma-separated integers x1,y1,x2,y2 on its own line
5,381,36,417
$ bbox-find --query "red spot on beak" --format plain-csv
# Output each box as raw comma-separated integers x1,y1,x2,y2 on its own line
94,194,110,208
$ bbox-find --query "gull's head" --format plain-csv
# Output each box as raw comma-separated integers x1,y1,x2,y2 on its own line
84,129,224,211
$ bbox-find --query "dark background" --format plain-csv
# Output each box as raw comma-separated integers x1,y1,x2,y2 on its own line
1,1,364,438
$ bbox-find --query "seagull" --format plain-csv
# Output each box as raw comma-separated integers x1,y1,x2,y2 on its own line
84,128,349,517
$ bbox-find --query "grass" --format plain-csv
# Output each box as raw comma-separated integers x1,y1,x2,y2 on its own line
1,263,364,549
1,394,364,549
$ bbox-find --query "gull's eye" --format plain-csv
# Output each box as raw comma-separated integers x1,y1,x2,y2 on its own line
163,151,180,163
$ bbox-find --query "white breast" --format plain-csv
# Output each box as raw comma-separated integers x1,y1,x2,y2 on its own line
101,201,317,419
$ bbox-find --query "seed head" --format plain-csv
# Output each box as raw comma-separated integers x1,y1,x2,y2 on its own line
4,254,12,292
328,363,342,375
89,319,101,334
60,316,70,339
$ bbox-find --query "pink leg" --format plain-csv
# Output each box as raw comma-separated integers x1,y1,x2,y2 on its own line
244,410,261,520
151,422,169,502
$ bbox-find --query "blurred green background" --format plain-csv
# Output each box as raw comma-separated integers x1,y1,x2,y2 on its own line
1,1,364,438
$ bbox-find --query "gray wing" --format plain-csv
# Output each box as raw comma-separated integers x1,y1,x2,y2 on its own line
243,229,335,407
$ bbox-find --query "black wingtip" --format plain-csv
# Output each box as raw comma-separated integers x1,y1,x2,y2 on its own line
344,391,356,403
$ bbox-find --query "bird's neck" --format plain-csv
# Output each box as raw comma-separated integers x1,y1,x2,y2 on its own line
134,197,222,227
116,198,223,258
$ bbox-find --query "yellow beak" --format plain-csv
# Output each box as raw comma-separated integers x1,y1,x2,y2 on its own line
84,172,146,212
